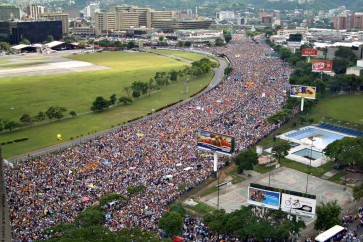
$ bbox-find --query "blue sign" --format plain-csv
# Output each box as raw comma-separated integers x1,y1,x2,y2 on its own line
248,187,281,210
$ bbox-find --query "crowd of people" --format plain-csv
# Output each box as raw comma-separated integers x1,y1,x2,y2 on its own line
4,32,292,241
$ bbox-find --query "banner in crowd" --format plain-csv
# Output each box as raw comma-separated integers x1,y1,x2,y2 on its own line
197,130,235,155
302,49,318,57
312,60,333,72
247,186,281,210
280,193,317,217
290,85,317,99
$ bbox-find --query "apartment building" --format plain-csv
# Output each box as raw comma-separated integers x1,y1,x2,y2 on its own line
0,4,21,20
26,4,44,20
334,13,363,30
95,12,116,35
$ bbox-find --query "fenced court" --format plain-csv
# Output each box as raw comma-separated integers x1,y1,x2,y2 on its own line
199,167,353,214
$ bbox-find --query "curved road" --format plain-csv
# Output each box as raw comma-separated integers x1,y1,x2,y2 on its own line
7,52,228,164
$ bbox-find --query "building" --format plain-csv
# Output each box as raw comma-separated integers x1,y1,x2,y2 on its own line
0,4,21,20
94,5,209,34
346,60,363,76
216,11,235,21
82,3,100,19
334,13,363,30
95,12,116,35
0,20,62,44
41,13,69,34
151,20,213,32
26,4,44,20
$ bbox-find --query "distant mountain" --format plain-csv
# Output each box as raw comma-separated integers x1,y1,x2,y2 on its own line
72,0,363,16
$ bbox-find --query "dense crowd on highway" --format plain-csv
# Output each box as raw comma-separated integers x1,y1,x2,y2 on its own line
4,32,292,241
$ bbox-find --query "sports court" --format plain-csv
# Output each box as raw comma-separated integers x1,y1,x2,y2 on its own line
199,167,353,214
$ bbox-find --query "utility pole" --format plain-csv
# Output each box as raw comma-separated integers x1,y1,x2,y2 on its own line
0,145,12,241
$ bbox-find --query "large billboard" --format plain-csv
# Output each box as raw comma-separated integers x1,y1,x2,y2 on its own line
302,49,318,57
197,130,235,155
290,85,316,99
281,193,317,217
312,60,333,73
248,186,281,210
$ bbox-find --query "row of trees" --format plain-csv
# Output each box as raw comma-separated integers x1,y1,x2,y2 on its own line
90,58,216,112
0,106,71,133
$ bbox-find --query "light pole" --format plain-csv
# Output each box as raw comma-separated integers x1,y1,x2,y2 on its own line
306,137,315,193
185,78,189,94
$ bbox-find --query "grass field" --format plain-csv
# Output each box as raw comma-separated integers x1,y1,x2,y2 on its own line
0,51,214,158
0,62,44,68
0,51,202,121
306,93,363,124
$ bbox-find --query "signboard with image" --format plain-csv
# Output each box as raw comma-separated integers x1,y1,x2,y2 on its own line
197,130,235,155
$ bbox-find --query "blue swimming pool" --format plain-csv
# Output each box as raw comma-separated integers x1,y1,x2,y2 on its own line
292,148,323,160
286,127,345,147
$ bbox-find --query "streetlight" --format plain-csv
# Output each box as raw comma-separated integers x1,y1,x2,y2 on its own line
185,78,189,94
306,137,315,193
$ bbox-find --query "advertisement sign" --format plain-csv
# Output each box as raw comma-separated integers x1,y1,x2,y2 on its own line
312,60,333,73
248,187,280,210
197,130,235,155
281,193,317,217
302,49,318,57
290,85,316,99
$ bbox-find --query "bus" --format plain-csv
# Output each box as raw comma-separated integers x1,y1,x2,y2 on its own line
315,225,347,242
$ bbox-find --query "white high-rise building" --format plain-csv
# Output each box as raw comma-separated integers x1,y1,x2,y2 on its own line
216,11,235,21
82,2,100,19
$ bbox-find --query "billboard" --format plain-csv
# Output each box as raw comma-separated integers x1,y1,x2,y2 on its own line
290,85,316,99
248,186,281,210
312,60,333,73
281,193,317,217
197,130,235,155
302,49,318,57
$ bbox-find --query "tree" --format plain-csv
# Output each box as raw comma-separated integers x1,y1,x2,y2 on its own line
46,35,54,43
45,106,67,121
75,206,105,228
159,36,165,42
272,139,291,163
0,118,3,132
90,96,110,112
324,137,363,166
20,114,32,126
21,38,31,45
0,42,11,52
148,78,154,96
169,70,178,82
158,211,183,237
215,37,225,47
335,46,356,61
69,111,77,117
123,86,132,97
131,81,148,95
119,96,133,105
333,58,350,74
109,94,117,105
184,41,192,47
314,201,342,231
132,90,140,99
33,111,46,122
234,149,258,174
224,65,233,76
203,209,228,234
4,120,19,132
127,41,135,49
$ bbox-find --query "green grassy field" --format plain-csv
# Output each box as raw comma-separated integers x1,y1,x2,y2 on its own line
306,93,363,124
0,52,196,121
0,51,214,158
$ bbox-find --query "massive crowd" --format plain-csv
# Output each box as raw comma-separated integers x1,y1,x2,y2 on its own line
4,33,292,241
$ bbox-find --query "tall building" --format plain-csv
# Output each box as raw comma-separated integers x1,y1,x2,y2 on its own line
216,11,235,21
95,12,116,35
0,20,62,44
334,13,363,30
41,13,69,34
82,3,100,19
26,4,44,20
0,4,21,20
